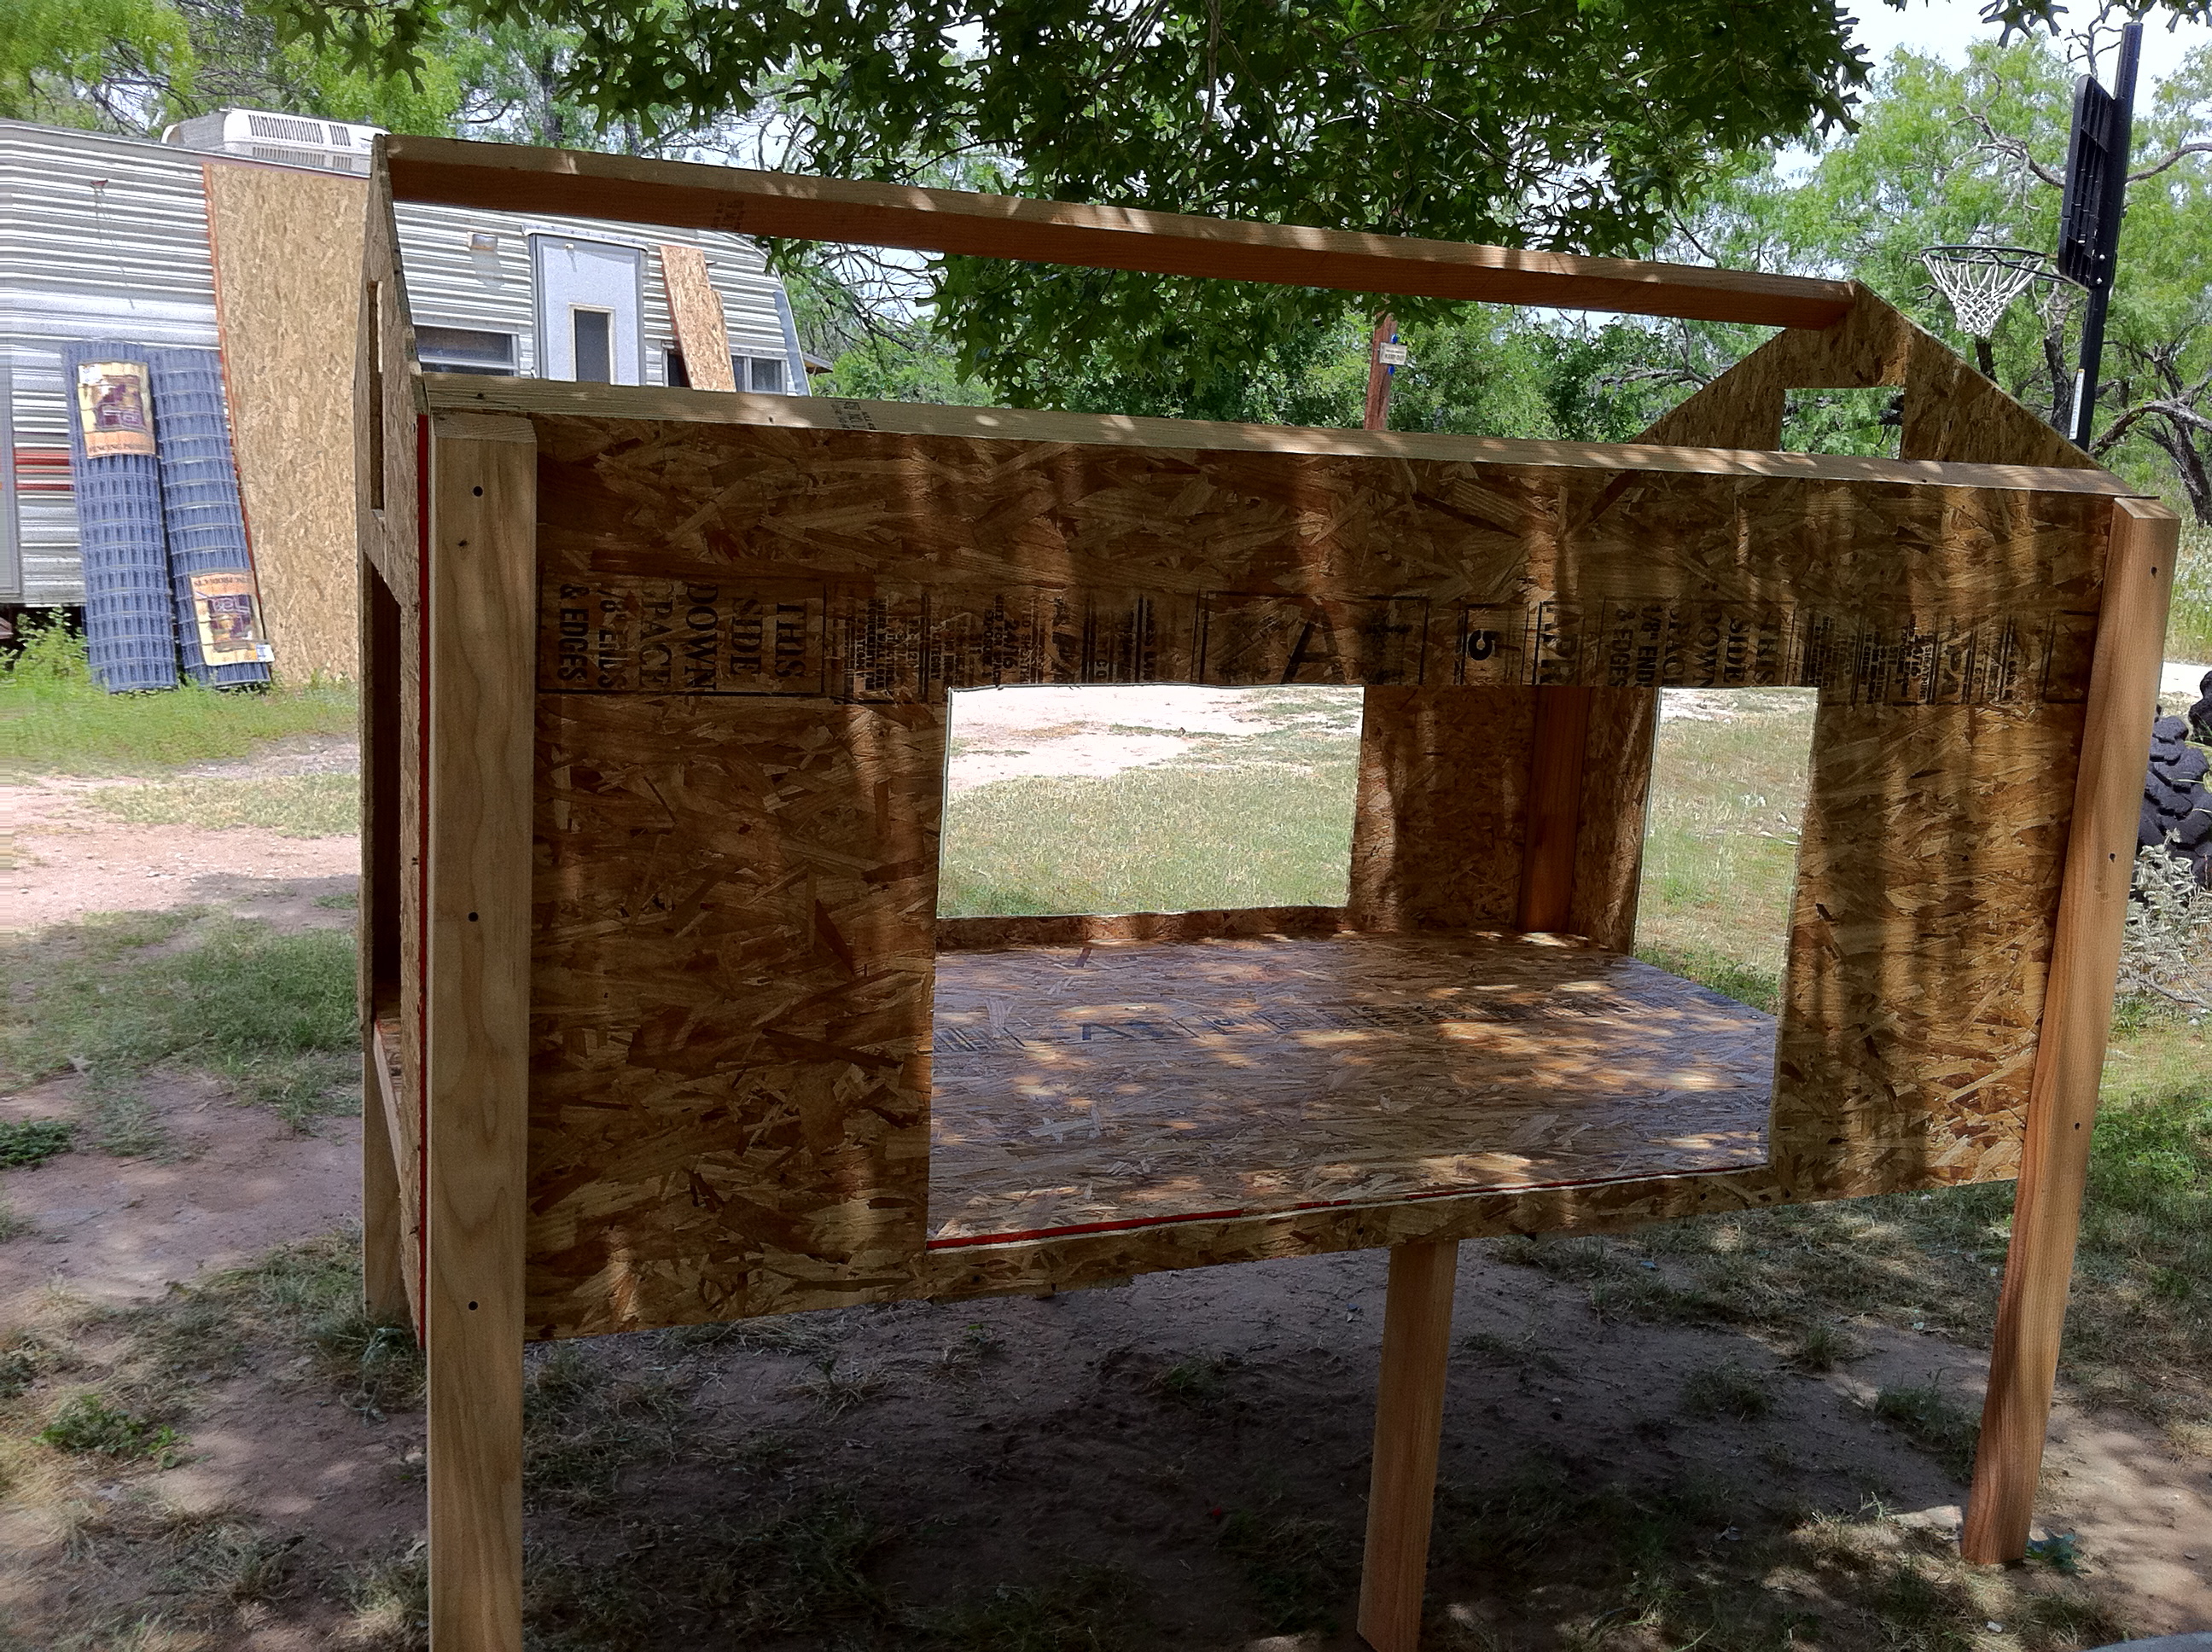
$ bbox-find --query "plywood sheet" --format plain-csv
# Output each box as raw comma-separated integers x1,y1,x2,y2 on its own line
1771,700,2085,1195
501,394,2125,1337
524,416,2114,707
525,693,945,1337
204,160,366,684
928,931,1774,1242
1639,288,2095,474
660,243,736,393
1346,688,1533,932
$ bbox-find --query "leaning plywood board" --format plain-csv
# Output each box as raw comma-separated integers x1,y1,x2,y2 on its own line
435,379,2146,1336
205,160,367,684
660,243,736,392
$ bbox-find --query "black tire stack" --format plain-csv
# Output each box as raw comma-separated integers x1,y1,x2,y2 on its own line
2142,669,2212,889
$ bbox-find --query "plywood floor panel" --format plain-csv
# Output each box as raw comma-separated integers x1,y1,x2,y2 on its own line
928,931,1773,1241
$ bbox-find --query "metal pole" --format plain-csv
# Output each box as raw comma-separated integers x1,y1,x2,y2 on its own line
2072,21,2142,448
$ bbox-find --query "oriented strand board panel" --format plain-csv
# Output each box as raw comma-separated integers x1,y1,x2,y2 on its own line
660,243,736,392
515,410,2119,703
927,931,1774,1242
1642,287,2096,473
527,693,945,1336
205,160,366,684
1347,688,1534,931
1771,698,2087,1194
449,381,2143,1336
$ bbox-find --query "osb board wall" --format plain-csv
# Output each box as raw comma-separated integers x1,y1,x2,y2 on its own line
530,693,943,1329
488,388,2127,1336
1771,699,2087,1195
205,160,366,684
1644,285,2095,473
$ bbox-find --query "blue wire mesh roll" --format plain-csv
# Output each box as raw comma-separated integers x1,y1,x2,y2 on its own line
62,340,176,692
149,349,270,688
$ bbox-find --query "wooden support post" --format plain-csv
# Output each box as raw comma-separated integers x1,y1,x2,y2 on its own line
422,413,537,1650
1358,1239,1460,1652
1961,497,2176,1563
1517,686,1594,933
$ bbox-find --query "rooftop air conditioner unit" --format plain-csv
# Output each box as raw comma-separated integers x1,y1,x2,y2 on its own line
162,108,388,175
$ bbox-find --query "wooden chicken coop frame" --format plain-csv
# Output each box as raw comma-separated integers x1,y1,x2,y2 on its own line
356,136,2174,1651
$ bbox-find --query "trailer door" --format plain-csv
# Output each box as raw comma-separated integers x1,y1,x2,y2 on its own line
531,236,643,384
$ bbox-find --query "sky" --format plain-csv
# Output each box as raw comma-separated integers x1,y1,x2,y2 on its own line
1771,2,2210,176
1842,0,2212,92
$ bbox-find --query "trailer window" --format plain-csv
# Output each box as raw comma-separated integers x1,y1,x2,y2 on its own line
416,326,516,376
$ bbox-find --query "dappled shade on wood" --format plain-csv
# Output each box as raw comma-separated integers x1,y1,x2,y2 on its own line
928,930,1773,1242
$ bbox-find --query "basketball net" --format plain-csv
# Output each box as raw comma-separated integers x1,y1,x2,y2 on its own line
1918,245,2072,340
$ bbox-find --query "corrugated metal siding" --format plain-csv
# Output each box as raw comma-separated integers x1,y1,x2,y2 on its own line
1,119,811,607
393,201,802,387
0,122,221,605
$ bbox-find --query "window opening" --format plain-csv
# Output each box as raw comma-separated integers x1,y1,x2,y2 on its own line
571,308,613,383
936,683,1362,918
925,683,1784,1248
364,282,383,513
416,325,517,376
748,356,786,394
1633,686,1819,1014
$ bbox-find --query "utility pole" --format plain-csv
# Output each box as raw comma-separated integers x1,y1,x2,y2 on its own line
2058,20,2142,449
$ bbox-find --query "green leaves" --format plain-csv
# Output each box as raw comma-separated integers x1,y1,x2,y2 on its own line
267,0,1891,405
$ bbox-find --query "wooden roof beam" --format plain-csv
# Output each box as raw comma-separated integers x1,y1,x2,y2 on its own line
381,135,1857,330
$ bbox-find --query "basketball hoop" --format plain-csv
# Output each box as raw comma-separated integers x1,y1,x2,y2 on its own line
1919,244,2071,339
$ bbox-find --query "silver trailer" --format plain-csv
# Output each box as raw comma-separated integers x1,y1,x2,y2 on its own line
0,114,811,611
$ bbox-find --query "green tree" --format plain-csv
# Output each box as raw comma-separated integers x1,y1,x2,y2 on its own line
0,0,470,135
1683,35,2212,514
285,0,1900,410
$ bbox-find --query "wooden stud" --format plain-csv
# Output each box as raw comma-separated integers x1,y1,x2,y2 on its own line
423,412,537,1652
383,137,1855,329
1961,497,2178,1563
1358,1239,1461,1652
422,372,2137,499
1517,687,1593,932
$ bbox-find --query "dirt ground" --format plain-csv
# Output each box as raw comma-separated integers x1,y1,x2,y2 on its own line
0,733,360,937
3,718,2210,1649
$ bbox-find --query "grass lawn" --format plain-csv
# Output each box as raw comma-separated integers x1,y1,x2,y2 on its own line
1632,689,1816,1013
88,774,360,838
0,910,360,1144
1,678,2205,1646
2172,525,2212,663
0,620,355,782
939,687,1362,916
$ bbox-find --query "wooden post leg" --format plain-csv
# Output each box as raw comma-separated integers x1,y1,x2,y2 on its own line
1358,1239,1460,1652
1961,499,2175,1562
423,415,537,1650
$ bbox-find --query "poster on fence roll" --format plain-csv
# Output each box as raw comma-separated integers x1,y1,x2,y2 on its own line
188,571,276,666
74,361,154,457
